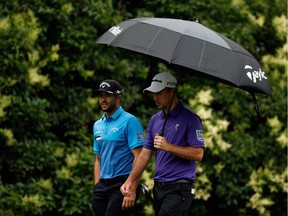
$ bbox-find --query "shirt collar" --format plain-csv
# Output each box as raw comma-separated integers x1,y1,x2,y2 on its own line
101,106,123,121
159,100,184,118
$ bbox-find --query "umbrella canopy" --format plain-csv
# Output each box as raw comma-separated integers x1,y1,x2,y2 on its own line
96,17,271,97
96,17,272,118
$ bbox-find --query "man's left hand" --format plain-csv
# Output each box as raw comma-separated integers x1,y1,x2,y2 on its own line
121,191,136,210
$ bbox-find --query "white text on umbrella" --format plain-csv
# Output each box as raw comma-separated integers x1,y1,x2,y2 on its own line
245,65,267,83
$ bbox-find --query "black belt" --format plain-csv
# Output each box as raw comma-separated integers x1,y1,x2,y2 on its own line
154,179,194,186
100,176,128,184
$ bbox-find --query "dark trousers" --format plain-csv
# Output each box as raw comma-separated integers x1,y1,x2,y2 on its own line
153,182,194,216
91,177,138,216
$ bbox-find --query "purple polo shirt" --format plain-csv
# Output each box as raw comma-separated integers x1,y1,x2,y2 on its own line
144,100,205,182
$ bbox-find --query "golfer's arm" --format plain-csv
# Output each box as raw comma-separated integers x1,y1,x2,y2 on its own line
130,147,143,191
94,155,100,184
128,148,153,187
167,145,204,161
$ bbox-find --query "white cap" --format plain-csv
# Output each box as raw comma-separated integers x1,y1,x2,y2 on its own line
143,72,177,93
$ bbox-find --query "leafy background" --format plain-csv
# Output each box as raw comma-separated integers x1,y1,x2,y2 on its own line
0,0,286,215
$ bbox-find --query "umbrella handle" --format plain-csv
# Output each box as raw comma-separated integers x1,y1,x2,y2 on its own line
251,93,260,120
160,87,177,136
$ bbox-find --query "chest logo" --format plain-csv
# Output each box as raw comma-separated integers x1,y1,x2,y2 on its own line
111,127,119,133
175,123,180,131
95,136,102,141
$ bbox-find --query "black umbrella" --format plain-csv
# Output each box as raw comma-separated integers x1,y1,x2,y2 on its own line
96,17,271,117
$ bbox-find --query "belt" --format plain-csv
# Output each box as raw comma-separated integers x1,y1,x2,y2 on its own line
154,179,194,186
100,176,128,184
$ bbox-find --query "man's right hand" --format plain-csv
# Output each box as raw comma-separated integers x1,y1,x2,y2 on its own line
120,180,132,196
121,180,136,210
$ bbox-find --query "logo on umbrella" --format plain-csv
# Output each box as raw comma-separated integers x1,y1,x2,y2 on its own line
245,65,267,83
109,26,123,36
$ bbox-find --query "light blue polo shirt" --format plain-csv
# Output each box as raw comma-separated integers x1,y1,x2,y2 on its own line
93,106,144,179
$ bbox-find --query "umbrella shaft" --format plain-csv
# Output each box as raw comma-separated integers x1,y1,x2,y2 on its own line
160,90,176,136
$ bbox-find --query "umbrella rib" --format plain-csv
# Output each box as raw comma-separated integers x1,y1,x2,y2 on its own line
197,41,206,70
145,27,164,54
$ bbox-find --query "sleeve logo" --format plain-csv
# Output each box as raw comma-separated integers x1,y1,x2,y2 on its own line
137,132,144,141
196,130,204,142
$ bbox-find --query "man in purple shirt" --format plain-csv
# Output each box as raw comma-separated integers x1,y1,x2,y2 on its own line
121,72,205,216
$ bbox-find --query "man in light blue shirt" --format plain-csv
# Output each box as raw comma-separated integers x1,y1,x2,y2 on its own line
91,79,144,216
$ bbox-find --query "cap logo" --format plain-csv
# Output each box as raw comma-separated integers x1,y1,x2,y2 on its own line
100,82,110,89
153,79,162,83
167,81,176,87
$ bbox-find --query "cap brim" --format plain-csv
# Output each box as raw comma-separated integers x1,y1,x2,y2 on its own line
94,89,118,95
143,83,165,94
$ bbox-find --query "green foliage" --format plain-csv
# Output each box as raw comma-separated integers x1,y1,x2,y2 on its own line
0,0,286,215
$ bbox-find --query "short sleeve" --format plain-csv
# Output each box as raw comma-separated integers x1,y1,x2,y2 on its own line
127,117,145,150
93,123,100,155
187,114,205,148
